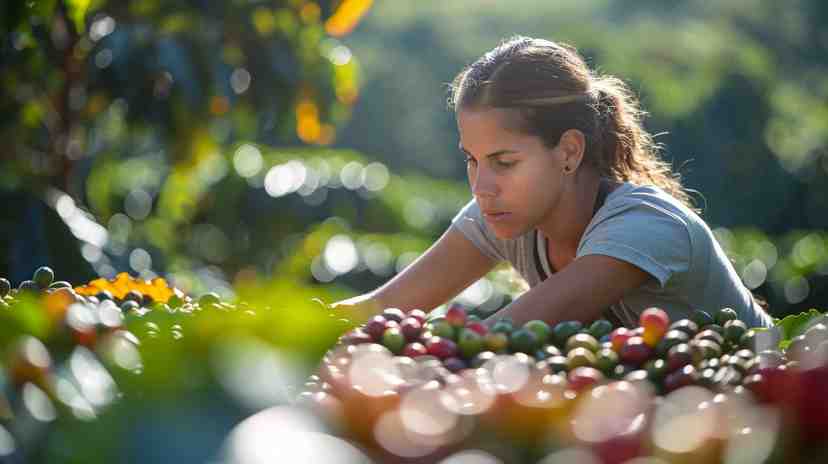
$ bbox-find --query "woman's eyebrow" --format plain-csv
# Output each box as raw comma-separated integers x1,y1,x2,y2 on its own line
458,144,518,158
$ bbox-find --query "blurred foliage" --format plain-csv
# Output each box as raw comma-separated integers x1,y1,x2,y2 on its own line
0,269,355,463
0,0,471,300
719,228,828,317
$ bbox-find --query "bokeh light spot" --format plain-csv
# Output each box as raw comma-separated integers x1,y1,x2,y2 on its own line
363,162,390,191
0,425,16,456
89,16,116,41
230,68,252,94
456,279,493,307
400,386,458,437
324,235,358,275
124,189,152,221
23,383,56,422
223,406,369,464
328,45,353,66
438,450,503,464
652,386,715,454
340,161,364,190
404,197,436,229
396,251,420,273
265,161,307,197
233,144,263,178
129,248,152,272
362,242,393,276
374,410,436,458
95,48,113,68
742,259,767,289
784,276,809,304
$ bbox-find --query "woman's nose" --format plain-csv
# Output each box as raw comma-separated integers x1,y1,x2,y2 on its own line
471,166,498,198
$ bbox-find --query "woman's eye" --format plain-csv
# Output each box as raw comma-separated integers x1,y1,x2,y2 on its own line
495,159,516,168
464,155,477,165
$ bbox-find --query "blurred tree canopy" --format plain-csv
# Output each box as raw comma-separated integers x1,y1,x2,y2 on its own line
1,0,471,299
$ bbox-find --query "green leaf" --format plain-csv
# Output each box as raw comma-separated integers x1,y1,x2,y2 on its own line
775,308,825,350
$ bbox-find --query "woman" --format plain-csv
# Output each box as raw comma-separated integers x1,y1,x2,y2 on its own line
332,36,773,329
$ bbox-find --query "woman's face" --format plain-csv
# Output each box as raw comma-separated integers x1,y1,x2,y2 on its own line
457,107,569,239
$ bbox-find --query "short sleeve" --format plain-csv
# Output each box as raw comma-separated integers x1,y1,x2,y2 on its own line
578,203,692,288
450,199,508,262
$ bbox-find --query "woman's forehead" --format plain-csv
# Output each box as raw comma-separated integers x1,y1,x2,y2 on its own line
457,107,527,133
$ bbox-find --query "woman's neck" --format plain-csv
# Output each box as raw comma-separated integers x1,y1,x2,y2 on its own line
537,171,603,254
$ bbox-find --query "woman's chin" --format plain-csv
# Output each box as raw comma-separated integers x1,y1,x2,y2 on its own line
489,223,526,240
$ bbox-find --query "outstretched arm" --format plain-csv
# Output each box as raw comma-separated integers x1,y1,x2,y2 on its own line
485,254,653,327
331,227,498,320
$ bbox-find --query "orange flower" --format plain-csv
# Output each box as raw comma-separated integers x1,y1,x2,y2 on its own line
74,272,181,303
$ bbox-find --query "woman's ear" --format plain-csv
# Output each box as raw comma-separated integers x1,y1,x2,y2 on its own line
558,129,586,173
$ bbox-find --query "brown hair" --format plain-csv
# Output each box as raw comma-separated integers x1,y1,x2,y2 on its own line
449,36,695,209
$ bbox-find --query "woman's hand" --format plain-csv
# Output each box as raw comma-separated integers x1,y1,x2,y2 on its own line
328,293,383,324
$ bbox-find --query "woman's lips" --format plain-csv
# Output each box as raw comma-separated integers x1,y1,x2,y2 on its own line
483,211,511,222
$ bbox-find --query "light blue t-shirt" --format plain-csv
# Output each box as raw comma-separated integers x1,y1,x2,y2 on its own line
450,182,774,329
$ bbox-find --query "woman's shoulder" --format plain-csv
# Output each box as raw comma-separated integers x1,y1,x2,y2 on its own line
602,182,696,223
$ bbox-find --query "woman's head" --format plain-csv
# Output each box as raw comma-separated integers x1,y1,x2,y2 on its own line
449,36,693,211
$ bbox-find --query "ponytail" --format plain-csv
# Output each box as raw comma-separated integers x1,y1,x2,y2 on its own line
592,78,695,210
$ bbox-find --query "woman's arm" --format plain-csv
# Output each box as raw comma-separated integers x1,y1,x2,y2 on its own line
331,227,498,320
485,254,653,327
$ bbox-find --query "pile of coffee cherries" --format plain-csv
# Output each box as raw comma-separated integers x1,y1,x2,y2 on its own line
299,304,828,463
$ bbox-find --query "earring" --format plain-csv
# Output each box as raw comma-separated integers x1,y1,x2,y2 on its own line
563,166,571,173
